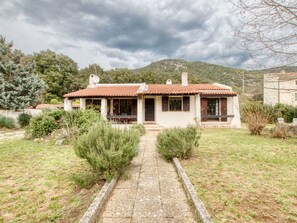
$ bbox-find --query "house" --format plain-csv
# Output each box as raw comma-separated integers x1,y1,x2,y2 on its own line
63,73,241,128
264,72,297,106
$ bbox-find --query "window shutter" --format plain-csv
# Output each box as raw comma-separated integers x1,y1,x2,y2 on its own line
183,96,190,111
162,96,168,111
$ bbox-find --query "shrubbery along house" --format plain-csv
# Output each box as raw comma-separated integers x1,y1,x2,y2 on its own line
64,72,241,128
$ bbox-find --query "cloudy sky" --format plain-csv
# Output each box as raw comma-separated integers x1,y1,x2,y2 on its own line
0,0,252,70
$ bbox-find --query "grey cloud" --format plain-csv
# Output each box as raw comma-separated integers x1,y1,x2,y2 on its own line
1,0,252,69
7,0,214,55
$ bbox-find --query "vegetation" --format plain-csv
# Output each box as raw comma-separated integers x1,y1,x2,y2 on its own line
26,110,66,138
181,128,297,223
0,115,15,129
157,126,200,161
135,59,263,94
26,109,101,140
63,109,102,140
18,113,32,127
241,102,297,126
130,124,146,136
74,121,139,180
270,124,297,139
0,36,44,110
0,139,103,223
32,50,80,102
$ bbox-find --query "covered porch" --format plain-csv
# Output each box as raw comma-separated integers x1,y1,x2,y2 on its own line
64,97,139,124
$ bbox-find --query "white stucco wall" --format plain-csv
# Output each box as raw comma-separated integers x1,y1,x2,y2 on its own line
153,96,196,128
231,95,241,128
264,73,297,106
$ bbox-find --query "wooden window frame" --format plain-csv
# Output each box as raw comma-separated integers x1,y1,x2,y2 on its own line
162,96,190,112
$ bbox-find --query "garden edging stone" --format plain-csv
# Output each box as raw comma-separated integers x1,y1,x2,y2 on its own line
79,178,118,223
173,157,212,223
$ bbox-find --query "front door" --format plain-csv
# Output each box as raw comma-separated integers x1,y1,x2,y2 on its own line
145,98,155,121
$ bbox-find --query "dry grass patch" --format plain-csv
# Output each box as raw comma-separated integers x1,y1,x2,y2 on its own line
0,139,103,223
181,128,297,223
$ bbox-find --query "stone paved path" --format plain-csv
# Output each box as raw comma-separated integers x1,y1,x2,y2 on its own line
97,131,198,223
0,130,25,142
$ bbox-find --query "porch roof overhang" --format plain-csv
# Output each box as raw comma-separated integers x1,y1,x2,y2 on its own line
64,86,139,99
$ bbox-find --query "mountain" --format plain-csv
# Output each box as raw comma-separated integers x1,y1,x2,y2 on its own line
134,59,263,95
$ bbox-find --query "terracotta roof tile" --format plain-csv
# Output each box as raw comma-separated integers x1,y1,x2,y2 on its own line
64,84,237,98
64,86,139,98
142,84,237,95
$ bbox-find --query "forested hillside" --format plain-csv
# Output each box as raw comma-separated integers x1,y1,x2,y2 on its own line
135,59,263,95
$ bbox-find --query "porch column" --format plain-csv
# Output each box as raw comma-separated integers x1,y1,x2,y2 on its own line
137,96,143,124
101,98,107,120
64,98,73,112
231,95,241,128
195,94,201,125
80,98,86,110
110,99,113,114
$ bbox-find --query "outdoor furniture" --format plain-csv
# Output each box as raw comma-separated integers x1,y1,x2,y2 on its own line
108,114,137,124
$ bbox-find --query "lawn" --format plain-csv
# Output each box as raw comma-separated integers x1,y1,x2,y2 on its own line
0,139,103,223
181,128,297,223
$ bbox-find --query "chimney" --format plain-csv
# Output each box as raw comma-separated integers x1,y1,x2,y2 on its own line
166,79,172,85
181,72,188,86
87,74,100,88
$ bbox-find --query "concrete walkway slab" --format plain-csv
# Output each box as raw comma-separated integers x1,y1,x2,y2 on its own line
97,131,198,223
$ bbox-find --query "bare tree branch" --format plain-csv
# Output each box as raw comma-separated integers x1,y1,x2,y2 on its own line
230,0,297,67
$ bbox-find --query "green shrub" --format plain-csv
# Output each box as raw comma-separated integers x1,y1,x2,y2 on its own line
130,124,146,136
157,126,200,161
63,109,102,139
0,115,15,129
18,113,32,127
26,110,66,138
49,99,61,104
70,172,100,189
74,121,139,180
241,102,276,124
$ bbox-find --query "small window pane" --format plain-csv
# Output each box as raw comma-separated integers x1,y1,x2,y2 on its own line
169,97,182,111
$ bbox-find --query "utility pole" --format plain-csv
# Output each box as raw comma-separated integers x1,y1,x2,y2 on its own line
242,71,245,94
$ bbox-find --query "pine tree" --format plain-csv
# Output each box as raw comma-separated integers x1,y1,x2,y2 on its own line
0,36,44,111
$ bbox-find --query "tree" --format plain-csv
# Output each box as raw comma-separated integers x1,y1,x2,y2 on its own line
0,36,44,111
32,50,79,102
104,68,136,83
231,0,297,66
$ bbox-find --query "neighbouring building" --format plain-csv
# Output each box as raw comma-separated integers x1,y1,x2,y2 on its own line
264,72,297,106
64,73,241,128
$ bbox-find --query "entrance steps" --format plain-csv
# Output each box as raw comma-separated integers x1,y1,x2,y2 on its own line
144,124,164,131
200,122,232,128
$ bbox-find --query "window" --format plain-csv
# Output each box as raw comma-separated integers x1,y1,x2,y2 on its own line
295,93,297,101
120,99,132,115
86,99,101,111
169,97,182,111
162,96,190,112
